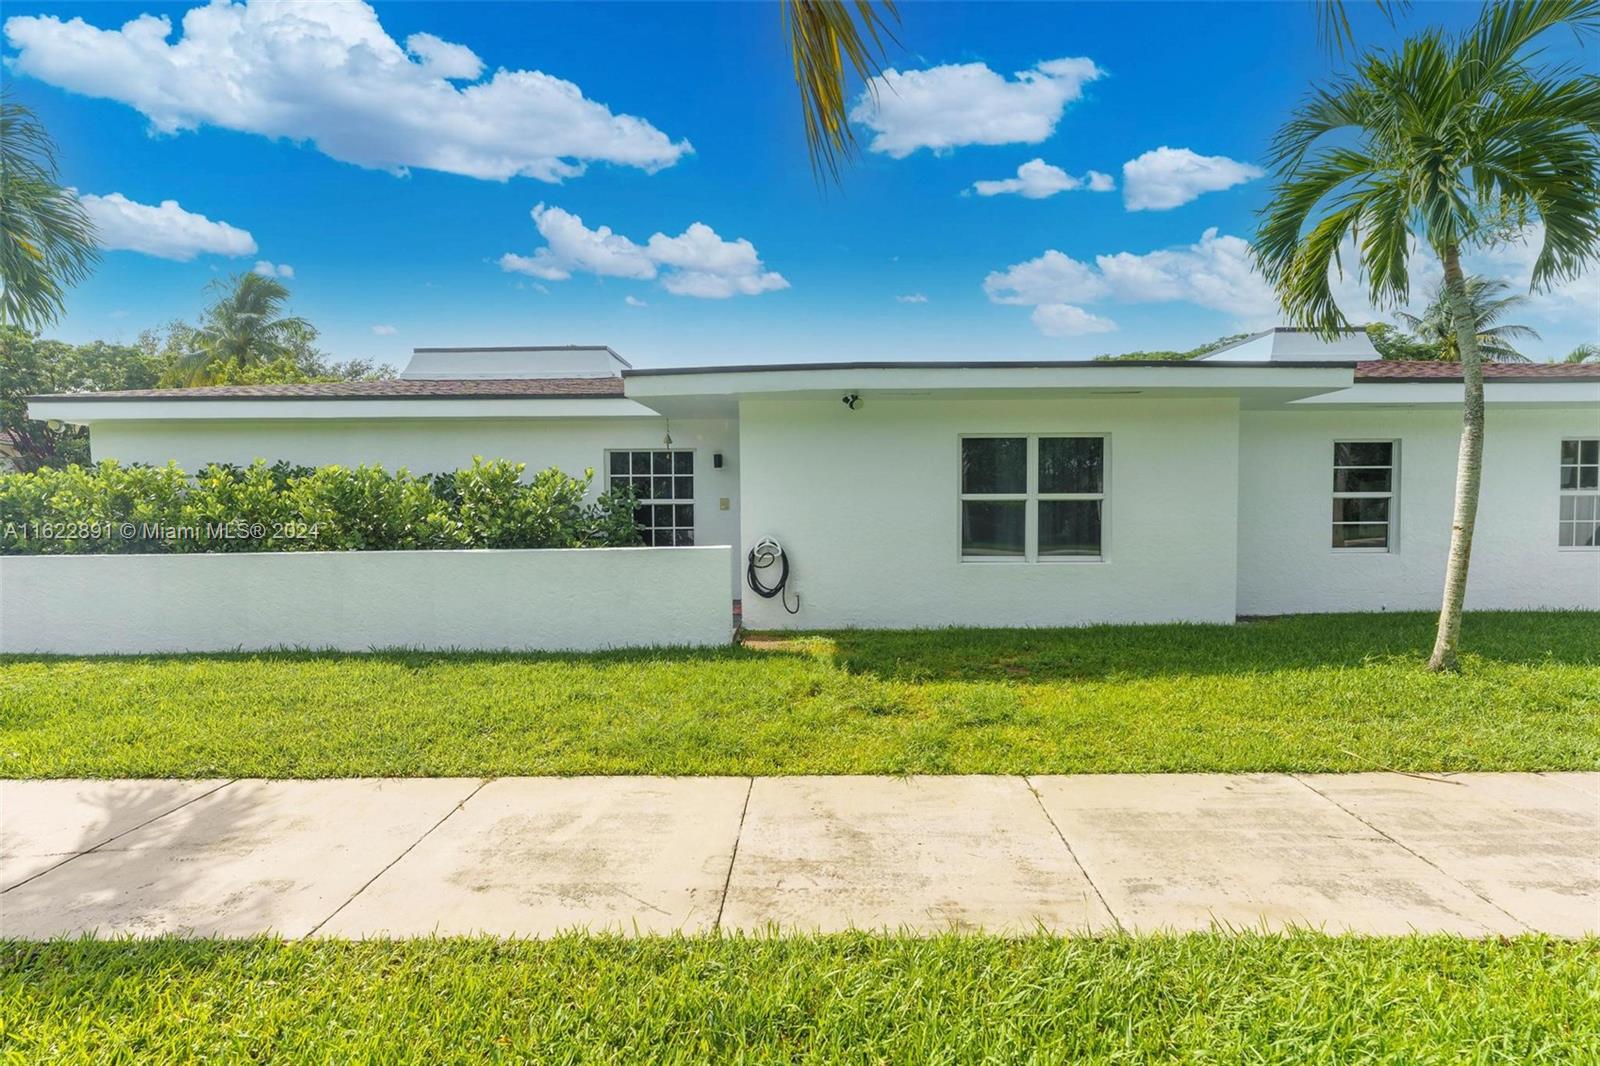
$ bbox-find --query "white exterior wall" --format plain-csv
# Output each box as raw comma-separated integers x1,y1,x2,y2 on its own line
1238,407,1600,614
738,396,1240,630
87,416,743,589
0,547,733,654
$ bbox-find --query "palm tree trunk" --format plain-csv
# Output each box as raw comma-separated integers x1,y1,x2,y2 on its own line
1426,245,1485,673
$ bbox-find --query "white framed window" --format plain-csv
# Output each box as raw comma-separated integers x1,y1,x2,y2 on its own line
1332,440,1397,551
1559,438,1599,549
959,435,1105,561
606,449,694,546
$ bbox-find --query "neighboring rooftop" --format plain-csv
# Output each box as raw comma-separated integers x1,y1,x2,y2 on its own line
399,345,629,380
1196,328,1380,364
26,377,627,402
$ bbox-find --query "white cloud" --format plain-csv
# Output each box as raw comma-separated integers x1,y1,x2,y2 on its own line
371,324,398,335
1094,229,1273,317
404,32,481,80
4,1,691,182
851,57,1102,158
499,204,654,281
972,159,1076,199
985,228,1279,336
500,204,788,299
984,249,1108,306
970,159,1117,199
896,293,928,303
78,191,256,260
252,260,293,278
624,295,647,307
1121,147,1263,211
988,222,1598,349
647,223,789,298
1031,304,1116,336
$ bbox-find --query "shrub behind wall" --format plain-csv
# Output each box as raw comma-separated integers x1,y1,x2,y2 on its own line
0,458,642,554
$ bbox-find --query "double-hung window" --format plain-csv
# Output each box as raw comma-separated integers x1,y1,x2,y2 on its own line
960,435,1105,560
1332,441,1397,550
1559,438,1599,548
607,449,694,546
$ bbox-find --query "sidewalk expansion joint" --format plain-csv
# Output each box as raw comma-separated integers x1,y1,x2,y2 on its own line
713,777,755,933
306,777,491,937
1021,774,1121,930
1289,773,1531,934
1,778,237,896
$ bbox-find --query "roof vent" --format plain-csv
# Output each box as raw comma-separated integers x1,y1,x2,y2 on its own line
400,345,630,380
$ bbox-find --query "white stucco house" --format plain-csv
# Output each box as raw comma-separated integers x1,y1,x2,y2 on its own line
26,329,1600,631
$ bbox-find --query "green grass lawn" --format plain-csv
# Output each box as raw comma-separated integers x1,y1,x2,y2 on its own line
2,611,1596,778
4,934,1596,1063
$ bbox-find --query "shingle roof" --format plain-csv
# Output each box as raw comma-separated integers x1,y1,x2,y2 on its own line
27,377,628,402
1354,360,1600,381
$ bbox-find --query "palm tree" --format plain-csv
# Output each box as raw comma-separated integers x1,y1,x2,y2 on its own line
1564,342,1600,363
1255,0,1600,672
0,94,99,330
179,273,312,385
1395,276,1540,362
784,1,899,182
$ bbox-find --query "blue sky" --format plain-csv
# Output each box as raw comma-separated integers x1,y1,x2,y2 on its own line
5,0,1596,369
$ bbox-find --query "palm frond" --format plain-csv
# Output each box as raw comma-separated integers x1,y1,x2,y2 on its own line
0,92,99,330
783,0,899,184
1315,0,1413,56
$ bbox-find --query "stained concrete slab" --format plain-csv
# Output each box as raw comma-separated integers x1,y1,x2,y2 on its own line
318,777,749,937
719,776,1113,933
1030,773,1520,935
1301,772,1600,937
1,779,227,891
0,779,478,938
1539,772,1600,800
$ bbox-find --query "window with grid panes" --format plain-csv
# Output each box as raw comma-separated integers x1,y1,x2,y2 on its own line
607,449,694,545
1332,441,1397,550
959,435,1105,560
1559,438,1599,548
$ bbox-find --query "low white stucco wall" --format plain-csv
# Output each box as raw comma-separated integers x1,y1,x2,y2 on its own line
1238,407,1600,614
0,547,733,654
738,396,1241,630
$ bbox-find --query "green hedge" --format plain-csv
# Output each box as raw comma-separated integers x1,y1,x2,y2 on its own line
0,459,642,554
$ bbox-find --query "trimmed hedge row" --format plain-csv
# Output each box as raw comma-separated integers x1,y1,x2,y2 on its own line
0,458,641,554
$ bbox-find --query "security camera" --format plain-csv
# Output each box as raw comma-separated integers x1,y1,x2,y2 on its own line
842,393,862,410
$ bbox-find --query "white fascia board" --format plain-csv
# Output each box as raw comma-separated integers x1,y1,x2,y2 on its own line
623,363,1355,399
1290,381,1600,406
26,396,662,426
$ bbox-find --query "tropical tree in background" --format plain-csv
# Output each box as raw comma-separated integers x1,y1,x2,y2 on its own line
1565,342,1600,363
0,328,157,470
0,94,98,331
1394,276,1540,362
176,272,314,385
1255,0,1600,672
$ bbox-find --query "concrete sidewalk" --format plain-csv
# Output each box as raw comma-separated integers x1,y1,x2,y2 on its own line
2,773,1595,939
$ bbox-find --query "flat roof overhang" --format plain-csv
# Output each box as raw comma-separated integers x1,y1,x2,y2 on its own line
25,396,664,426
620,360,1360,418
1289,380,1600,408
